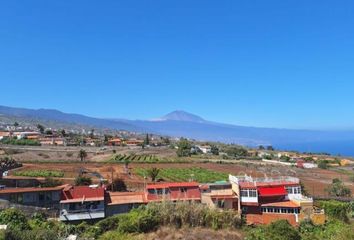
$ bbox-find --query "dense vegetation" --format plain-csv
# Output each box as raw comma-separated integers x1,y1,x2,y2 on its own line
0,200,353,240
12,170,64,178
0,202,242,240
0,138,40,146
135,167,228,183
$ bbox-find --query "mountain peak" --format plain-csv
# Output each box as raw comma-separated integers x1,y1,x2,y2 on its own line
160,110,206,123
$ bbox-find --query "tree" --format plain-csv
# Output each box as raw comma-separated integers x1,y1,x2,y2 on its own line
75,175,92,186
210,145,219,155
13,122,19,127
147,167,160,182
45,129,53,135
78,149,87,162
90,129,95,139
326,178,352,197
37,124,45,134
280,155,291,162
224,145,248,158
318,160,329,169
144,134,150,146
176,138,192,157
109,177,127,192
258,145,265,150
0,156,22,179
60,129,66,137
266,145,274,151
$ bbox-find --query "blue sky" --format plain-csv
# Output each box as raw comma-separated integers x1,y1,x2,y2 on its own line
1,1,354,130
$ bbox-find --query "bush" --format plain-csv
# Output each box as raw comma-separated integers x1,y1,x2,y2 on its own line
318,200,351,222
5,228,57,240
74,175,92,186
117,207,159,233
95,215,121,235
325,179,352,197
0,208,29,231
318,160,329,169
246,220,301,240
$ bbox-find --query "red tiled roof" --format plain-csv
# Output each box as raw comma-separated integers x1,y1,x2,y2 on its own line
258,186,287,197
146,182,199,189
62,186,105,200
261,201,300,208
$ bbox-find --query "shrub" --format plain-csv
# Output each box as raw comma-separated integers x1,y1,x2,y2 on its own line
117,207,159,233
318,200,351,222
41,177,63,187
0,208,29,231
325,179,351,197
318,160,329,169
109,178,127,192
95,215,121,235
246,220,301,240
74,175,92,186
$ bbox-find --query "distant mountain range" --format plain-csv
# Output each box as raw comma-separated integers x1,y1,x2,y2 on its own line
1,106,354,156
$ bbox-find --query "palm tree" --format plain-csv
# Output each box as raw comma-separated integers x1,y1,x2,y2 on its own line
78,149,87,162
147,167,160,182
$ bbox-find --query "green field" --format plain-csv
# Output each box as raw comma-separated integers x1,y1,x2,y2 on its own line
135,167,228,183
12,170,64,178
107,154,188,163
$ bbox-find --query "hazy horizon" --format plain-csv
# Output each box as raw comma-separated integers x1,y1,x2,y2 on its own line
1,1,354,130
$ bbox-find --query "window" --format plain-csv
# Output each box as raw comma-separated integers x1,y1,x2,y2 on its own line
286,187,293,194
217,200,225,208
39,193,45,201
249,189,257,197
281,208,287,213
241,190,249,197
180,187,187,193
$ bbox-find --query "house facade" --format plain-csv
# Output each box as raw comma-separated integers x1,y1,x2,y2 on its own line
145,182,201,202
60,185,105,222
229,175,325,226
0,185,65,208
200,182,237,210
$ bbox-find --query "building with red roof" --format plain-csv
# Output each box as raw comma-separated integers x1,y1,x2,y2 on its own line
145,182,201,202
229,175,325,226
60,185,106,222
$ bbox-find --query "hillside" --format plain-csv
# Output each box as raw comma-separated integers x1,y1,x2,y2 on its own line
1,105,354,155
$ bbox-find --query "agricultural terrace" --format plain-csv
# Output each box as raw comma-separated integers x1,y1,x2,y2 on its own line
135,167,228,183
108,153,186,163
12,170,64,178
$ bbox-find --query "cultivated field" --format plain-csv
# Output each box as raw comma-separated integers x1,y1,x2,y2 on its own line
7,161,354,196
